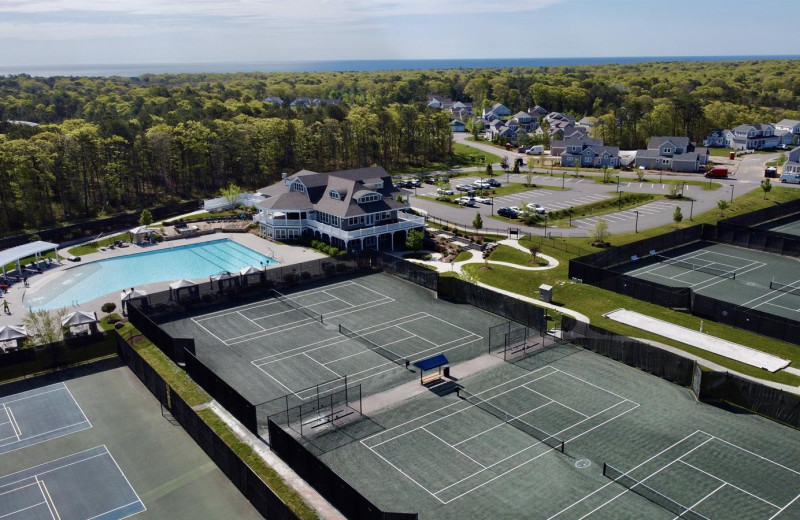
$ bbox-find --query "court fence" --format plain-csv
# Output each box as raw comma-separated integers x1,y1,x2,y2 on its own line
561,316,696,387
694,369,800,430
0,331,116,384
127,303,195,365
268,419,418,520
115,333,301,520
437,276,546,331
371,250,439,292
706,199,800,258
567,221,800,347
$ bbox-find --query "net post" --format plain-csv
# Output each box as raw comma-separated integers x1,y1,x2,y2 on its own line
602,462,607,477
456,388,461,398
558,440,565,453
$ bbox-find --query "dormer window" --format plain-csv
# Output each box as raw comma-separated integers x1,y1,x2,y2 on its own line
357,193,380,204
329,190,341,200
291,181,306,194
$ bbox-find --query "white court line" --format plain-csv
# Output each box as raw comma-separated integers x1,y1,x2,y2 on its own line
0,501,49,519
85,500,144,520
302,352,341,377
452,400,554,447
421,427,486,469
673,483,725,520
34,476,58,520
522,386,587,417
102,444,147,517
63,384,92,429
547,430,708,519
678,460,780,509
574,437,715,520
770,494,800,519
0,450,108,490
0,385,68,406
0,421,94,452
6,409,20,440
320,335,416,366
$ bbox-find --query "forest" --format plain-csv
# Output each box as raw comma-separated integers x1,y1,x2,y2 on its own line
0,58,798,235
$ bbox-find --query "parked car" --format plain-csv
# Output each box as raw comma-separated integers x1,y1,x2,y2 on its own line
410,179,422,187
509,206,521,214
437,176,449,183
424,176,436,184
527,203,546,215
474,180,491,188
474,196,492,204
487,178,501,187
455,196,476,206
456,184,476,192
437,187,455,195
765,166,779,178
704,167,730,178
497,207,518,218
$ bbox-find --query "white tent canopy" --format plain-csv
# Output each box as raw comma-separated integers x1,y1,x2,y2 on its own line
129,226,157,235
121,288,148,301
0,325,27,341
0,241,59,277
62,311,98,327
169,279,197,290
211,272,234,281
239,266,262,276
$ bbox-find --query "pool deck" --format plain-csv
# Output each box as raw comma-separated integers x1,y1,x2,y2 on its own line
0,232,326,329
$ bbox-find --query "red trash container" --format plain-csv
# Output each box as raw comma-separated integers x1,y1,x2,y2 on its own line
729,151,735,160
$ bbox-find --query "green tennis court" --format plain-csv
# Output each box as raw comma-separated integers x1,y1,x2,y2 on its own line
318,346,800,520
616,241,800,322
758,214,800,237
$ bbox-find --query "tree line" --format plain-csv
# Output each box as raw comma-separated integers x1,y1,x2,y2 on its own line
0,59,798,233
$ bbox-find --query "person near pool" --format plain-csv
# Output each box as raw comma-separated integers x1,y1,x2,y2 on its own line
3,300,9,314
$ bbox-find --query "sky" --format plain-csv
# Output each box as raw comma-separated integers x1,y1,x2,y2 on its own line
0,0,798,71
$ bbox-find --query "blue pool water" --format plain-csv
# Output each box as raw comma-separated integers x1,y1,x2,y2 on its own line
24,239,277,310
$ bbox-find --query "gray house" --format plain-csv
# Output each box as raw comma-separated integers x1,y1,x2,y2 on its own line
775,119,800,137
254,167,423,252
550,136,603,156
561,144,620,168
703,129,727,147
263,96,283,105
725,124,779,150
635,136,709,172
784,147,800,175
450,119,466,132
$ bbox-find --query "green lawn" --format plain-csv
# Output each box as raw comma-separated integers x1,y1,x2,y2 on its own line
66,231,133,256
454,251,472,262
460,186,800,385
489,245,536,266
766,154,788,167
594,177,723,191
453,142,502,166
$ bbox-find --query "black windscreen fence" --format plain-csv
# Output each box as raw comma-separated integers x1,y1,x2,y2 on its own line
696,370,800,430
438,276,545,331
561,317,695,386
184,350,258,434
691,293,800,347
371,250,439,292
268,420,417,520
709,199,800,258
0,333,116,384
116,334,300,520
127,302,194,365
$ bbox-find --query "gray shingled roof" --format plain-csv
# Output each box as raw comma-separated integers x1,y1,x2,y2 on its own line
257,191,313,210
647,136,690,149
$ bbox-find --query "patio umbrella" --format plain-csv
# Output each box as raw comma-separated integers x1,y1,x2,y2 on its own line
0,325,27,341
61,311,98,327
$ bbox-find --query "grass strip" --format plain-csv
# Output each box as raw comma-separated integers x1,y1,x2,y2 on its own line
116,323,318,520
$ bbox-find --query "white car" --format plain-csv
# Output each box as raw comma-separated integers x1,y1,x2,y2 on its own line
510,206,521,213
455,196,476,206
474,196,492,204
474,180,491,188
437,188,454,196
527,203,546,215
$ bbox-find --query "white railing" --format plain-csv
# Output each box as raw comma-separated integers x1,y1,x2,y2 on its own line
254,215,306,227
309,213,424,241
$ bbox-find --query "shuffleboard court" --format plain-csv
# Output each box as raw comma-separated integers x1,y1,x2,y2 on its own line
0,382,91,456
0,445,145,520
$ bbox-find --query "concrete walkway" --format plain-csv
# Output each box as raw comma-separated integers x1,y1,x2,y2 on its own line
404,238,590,324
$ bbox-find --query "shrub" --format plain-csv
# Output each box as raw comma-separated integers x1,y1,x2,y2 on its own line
101,302,116,313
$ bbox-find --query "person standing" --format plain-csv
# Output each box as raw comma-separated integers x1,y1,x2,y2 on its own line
3,300,9,314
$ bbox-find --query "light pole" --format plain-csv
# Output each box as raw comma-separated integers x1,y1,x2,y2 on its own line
491,197,494,215
690,199,694,220
618,191,624,210
562,171,565,189
659,169,663,184
681,181,686,197
730,184,735,203
616,175,620,192
634,210,639,233
543,214,548,236
569,206,573,226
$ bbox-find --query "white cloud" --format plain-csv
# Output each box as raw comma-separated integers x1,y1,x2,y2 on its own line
0,0,563,22
0,20,159,40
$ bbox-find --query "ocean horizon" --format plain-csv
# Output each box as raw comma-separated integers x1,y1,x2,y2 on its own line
1,55,798,78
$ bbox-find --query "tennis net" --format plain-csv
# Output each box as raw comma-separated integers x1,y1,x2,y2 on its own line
338,324,407,367
603,463,710,520
770,280,800,297
655,255,736,280
458,388,564,452
271,289,323,323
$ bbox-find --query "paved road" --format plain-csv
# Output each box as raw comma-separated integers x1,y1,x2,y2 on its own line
409,139,791,236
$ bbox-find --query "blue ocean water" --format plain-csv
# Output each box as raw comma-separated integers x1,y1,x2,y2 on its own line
2,56,798,78
23,238,277,310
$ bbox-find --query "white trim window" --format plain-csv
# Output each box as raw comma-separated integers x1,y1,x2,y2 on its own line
291,181,306,194
329,190,341,200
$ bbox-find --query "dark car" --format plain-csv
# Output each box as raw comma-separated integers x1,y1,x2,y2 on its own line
410,179,422,187
424,176,436,184
497,207,518,218
487,178,502,187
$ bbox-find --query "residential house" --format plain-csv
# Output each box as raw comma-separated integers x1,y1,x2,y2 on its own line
635,136,709,172
550,136,603,156
783,147,800,174
545,112,575,125
483,110,500,122
263,96,283,105
490,103,510,117
775,129,797,147
528,105,548,118
562,127,588,140
725,124,779,150
427,95,453,109
703,129,727,147
290,97,311,109
576,116,597,129
775,119,800,137
450,119,466,132
311,98,342,107
254,167,423,252
557,138,620,168
511,111,537,132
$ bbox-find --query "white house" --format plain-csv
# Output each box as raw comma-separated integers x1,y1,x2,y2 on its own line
254,167,424,252
784,147,800,175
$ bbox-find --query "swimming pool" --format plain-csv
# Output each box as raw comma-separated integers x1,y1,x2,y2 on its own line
24,239,277,310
